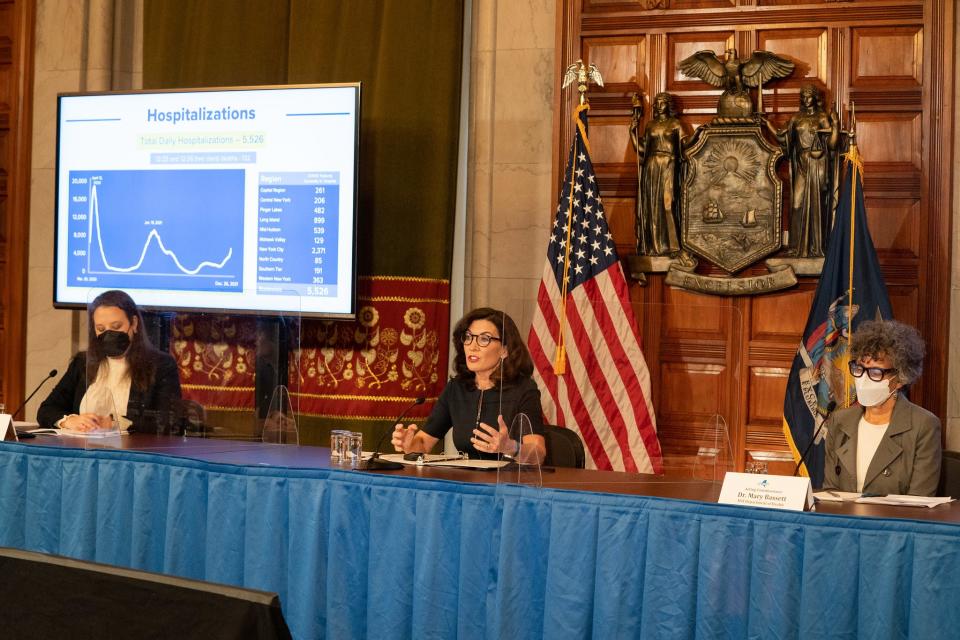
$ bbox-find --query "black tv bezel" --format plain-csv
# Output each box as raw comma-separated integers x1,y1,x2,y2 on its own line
52,82,361,320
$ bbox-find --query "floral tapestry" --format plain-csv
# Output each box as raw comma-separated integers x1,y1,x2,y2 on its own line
172,276,449,422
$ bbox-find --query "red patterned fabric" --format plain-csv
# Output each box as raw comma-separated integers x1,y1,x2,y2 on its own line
291,277,449,420
172,276,449,421
172,315,258,410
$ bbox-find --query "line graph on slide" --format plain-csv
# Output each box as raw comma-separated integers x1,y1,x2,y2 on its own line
66,170,244,292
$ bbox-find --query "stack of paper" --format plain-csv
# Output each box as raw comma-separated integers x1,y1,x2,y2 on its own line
814,491,862,502
854,494,954,508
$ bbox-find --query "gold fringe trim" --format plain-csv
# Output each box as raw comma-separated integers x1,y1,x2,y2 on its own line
291,392,439,402
359,296,450,304
843,143,864,173
359,275,450,284
574,102,593,158
183,384,256,392
296,412,425,421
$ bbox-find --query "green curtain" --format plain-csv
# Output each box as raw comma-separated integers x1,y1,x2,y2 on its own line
143,0,463,278
143,0,463,443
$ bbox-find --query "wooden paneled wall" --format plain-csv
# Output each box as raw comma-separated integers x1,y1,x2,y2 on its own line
0,0,33,413
556,0,955,473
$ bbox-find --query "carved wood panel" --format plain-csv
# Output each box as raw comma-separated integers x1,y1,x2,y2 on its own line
558,0,954,472
666,32,736,94
757,27,830,89
602,196,638,249
851,26,923,87
865,198,921,257
583,36,646,90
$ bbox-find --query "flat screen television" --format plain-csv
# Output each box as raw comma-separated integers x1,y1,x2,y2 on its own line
54,83,360,318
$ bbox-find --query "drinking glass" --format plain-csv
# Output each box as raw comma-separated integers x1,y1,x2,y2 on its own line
330,430,350,464
347,432,363,468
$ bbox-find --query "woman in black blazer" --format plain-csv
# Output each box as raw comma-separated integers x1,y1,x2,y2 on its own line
37,290,182,431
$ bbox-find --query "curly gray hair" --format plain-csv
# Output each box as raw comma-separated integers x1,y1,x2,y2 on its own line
849,320,925,386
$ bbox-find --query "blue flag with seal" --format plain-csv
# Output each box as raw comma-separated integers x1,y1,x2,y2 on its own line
782,141,893,487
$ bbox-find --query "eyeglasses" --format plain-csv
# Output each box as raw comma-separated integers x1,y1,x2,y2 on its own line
461,331,502,347
848,360,898,383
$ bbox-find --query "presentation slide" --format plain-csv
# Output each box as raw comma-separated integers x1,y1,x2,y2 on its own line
54,84,359,318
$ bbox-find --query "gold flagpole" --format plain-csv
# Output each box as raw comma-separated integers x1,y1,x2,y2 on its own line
843,102,860,408
553,104,582,374
554,61,601,374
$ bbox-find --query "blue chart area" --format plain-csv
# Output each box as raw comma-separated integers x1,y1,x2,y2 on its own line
67,169,244,292
258,172,340,298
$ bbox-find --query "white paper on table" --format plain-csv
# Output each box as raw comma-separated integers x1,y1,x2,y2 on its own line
56,428,129,439
814,490,863,502
855,494,954,508
376,452,510,469
376,453,456,466
424,458,511,469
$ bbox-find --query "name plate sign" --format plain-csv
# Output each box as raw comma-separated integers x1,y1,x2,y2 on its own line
718,472,813,511
1,414,14,442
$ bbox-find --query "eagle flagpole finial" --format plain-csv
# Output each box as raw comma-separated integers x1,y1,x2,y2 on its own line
562,59,604,105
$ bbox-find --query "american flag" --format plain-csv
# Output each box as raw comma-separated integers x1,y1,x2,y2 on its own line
528,103,663,473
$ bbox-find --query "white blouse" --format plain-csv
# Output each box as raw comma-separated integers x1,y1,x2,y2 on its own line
856,416,889,492
78,357,133,428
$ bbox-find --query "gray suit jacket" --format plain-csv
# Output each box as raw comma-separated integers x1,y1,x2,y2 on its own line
822,395,942,496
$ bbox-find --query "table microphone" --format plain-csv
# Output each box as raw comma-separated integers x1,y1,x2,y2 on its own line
793,401,836,476
10,369,58,420
361,397,425,471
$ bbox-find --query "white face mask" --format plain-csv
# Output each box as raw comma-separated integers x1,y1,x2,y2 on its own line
854,375,896,407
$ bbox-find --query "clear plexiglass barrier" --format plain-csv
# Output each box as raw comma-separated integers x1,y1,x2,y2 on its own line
72,289,303,444
516,290,741,483
461,279,745,487
63,280,745,484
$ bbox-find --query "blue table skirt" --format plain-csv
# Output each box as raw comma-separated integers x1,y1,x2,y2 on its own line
2,442,959,640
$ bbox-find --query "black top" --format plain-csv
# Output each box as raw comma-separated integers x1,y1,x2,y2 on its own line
36,350,183,429
421,377,544,459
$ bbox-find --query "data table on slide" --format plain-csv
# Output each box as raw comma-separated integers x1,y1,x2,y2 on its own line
257,171,340,299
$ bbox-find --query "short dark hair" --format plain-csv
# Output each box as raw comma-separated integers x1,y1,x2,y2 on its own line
450,307,533,387
86,290,158,391
850,319,925,386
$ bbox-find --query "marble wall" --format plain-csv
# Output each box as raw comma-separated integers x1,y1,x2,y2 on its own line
464,0,556,330
24,0,142,420
947,2,960,450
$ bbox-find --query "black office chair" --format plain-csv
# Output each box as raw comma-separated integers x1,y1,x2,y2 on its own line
938,450,960,498
179,399,209,437
542,424,586,468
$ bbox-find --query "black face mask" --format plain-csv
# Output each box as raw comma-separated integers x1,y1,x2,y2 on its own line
97,330,131,357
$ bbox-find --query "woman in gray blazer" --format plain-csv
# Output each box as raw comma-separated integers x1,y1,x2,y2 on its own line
822,320,941,496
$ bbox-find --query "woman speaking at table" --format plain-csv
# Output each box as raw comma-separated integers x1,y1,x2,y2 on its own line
392,307,546,464
37,290,182,432
822,320,941,496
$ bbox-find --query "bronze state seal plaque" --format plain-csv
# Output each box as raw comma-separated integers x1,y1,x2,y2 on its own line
680,124,782,273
